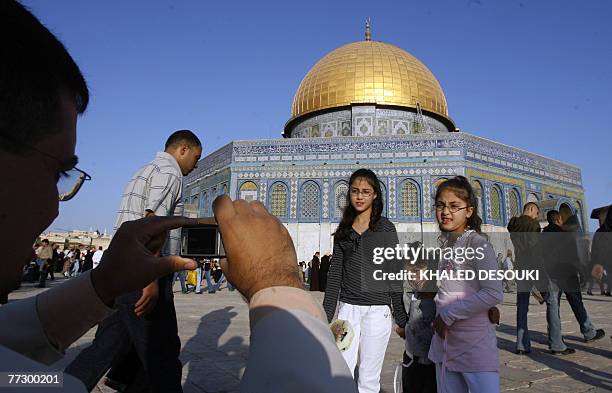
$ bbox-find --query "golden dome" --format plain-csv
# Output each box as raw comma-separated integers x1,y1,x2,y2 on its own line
289,41,450,123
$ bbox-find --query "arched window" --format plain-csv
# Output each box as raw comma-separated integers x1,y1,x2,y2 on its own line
509,189,520,219
200,192,207,215
399,180,419,217
270,182,288,218
491,186,502,221
379,181,388,217
239,181,258,202
334,182,349,219
576,200,584,230
527,193,539,203
300,181,320,220
221,183,228,195
471,180,484,219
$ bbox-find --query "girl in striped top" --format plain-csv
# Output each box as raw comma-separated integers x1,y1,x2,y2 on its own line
323,168,406,393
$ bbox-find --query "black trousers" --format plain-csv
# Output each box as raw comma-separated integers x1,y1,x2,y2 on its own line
402,352,437,393
65,275,182,393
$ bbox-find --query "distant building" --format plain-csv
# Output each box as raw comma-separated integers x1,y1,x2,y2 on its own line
40,229,111,250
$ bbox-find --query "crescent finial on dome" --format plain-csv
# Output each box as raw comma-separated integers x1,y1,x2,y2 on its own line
365,17,371,41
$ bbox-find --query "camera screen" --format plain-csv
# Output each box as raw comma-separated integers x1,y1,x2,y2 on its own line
187,227,217,255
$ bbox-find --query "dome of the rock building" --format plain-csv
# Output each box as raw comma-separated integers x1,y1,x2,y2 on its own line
287,41,452,129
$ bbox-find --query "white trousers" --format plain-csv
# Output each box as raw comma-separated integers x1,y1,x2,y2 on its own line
435,363,500,393
337,302,392,393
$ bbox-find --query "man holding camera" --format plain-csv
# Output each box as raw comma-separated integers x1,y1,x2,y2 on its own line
0,2,355,392
65,130,202,392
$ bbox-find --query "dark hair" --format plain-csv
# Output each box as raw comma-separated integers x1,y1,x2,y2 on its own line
334,168,383,241
0,1,89,153
42,239,49,244
603,207,612,232
546,209,560,225
164,130,202,150
434,176,482,232
563,214,581,232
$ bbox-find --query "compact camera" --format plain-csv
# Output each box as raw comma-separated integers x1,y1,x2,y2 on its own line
180,224,225,258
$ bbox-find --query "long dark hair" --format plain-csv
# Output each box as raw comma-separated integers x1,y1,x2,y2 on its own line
334,169,383,241
435,176,482,233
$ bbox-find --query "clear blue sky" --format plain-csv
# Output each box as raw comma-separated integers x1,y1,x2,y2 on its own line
22,0,611,233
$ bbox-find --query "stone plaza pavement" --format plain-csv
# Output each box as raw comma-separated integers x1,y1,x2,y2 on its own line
8,278,612,393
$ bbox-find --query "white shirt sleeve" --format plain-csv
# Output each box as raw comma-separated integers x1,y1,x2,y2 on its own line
241,287,357,393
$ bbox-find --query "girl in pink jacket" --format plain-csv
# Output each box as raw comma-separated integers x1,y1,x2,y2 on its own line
428,176,503,393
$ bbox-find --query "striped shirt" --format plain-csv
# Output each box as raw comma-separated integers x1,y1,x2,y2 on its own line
323,217,407,327
114,151,184,255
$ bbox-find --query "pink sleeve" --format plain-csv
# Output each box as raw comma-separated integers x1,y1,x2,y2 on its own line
439,242,503,326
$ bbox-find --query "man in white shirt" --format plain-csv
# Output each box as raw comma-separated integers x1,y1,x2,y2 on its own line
92,247,104,269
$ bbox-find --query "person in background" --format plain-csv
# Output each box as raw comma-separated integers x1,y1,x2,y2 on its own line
590,206,612,297
214,260,234,291
92,246,104,270
36,239,53,288
70,251,80,277
319,253,331,292
200,259,217,294
557,214,605,343
508,202,551,355
397,247,437,393
309,252,321,291
496,252,504,270
298,261,306,282
502,249,514,292
173,268,188,294
81,246,94,272
48,244,59,278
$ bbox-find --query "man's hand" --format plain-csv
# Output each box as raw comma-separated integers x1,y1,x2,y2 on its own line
212,195,303,301
134,281,159,317
91,216,198,305
395,325,405,339
488,306,500,325
591,264,604,281
432,315,448,339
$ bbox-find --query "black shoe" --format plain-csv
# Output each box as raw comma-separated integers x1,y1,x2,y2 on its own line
515,350,531,355
195,290,202,294
208,290,216,294
587,290,594,296
585,329,605,343
551,348,576,355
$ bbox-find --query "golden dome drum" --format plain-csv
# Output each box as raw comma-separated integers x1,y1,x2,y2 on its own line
289,41,450,124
